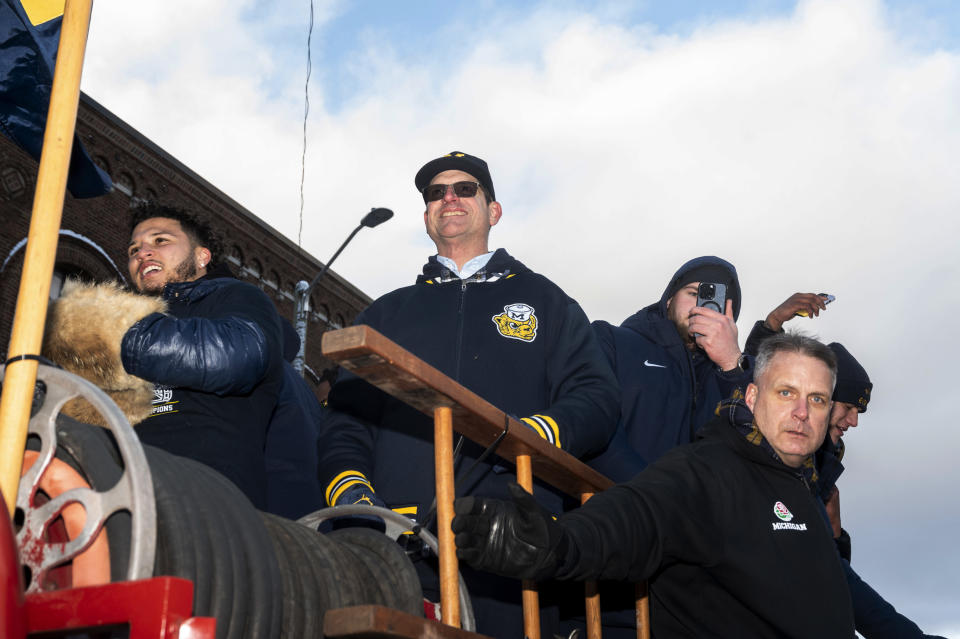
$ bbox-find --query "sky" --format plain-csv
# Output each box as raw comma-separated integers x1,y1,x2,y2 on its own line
79,0,959,633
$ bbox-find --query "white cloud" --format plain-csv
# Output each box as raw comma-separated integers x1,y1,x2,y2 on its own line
83,0,344,243
81,0,959,629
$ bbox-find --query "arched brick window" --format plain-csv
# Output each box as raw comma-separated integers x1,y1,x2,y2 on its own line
312,302,329,324
228,245,244,268
247,259,262,281
115,172,135,197
93,155,110,176
264,269,280,290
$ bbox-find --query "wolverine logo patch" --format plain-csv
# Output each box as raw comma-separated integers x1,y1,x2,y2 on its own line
492,303,538,342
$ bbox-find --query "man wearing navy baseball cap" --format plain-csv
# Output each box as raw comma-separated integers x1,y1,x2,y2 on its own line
318,151,619,636
413,151,500,271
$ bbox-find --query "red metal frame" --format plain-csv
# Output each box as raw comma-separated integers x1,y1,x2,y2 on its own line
24,577,215,638
1,491,27,639
5,486,213,639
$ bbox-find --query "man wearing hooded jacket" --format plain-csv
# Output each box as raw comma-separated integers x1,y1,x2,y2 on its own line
317,151,619,636
588,256,751,482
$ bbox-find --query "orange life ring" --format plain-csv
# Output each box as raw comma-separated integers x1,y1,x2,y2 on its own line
20,450,111,588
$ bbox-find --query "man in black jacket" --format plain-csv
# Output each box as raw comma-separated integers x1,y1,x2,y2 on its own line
743,293,870,546
744,295,943,638
318,151,619,636
122,203,284,508
453,332,859,638
589,256,751,482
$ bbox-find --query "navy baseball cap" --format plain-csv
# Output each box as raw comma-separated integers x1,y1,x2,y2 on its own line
414,151,496,202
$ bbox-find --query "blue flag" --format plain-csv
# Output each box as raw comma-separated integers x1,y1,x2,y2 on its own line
0,0,111,198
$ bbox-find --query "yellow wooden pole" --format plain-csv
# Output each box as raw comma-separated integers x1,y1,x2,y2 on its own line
581,492,602,639
434,406,460,627
516,454,540,639
0,0,96,516
636,582,650,639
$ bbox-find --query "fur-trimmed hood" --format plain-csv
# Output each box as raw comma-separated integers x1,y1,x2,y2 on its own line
42,280,166,427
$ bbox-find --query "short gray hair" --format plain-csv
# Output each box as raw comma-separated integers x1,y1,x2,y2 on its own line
755,332,838,391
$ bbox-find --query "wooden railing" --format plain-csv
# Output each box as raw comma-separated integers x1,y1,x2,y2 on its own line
322,325,650,639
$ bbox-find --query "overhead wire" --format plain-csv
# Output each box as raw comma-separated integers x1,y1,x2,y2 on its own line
297,0,314,247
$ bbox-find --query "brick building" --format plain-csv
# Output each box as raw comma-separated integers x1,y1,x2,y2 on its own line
0,93,370,396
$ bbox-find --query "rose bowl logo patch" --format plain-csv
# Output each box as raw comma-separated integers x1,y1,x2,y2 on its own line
773,501,793,522
492,303,538,342
771,501,807,531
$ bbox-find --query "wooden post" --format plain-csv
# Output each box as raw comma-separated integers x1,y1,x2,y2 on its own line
0,0,95,516
636,582,650,639
434,406,460,627
515,454,540,639
581,492,602,639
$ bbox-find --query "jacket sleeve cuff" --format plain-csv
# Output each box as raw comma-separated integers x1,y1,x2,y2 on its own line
717,353,754,381
325,470,375,506
835,527,851,563
521,415,562,449
744,320,781,358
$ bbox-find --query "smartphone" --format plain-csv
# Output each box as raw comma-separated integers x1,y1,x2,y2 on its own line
696,282,727,314
697,282,727,313
796,293,835,317
693,283,727,338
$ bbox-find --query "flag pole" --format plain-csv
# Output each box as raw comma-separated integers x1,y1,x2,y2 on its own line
0,0,96,516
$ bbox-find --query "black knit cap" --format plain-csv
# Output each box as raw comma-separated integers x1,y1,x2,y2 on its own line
414,151,496,202
663,257,742,320
828,342,872,413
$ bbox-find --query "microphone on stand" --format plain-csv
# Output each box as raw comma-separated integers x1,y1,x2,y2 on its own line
293,207,393,376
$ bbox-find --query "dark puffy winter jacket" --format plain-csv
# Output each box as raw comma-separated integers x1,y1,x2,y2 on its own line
122,274,283,508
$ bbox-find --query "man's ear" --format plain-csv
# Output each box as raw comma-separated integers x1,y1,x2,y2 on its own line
488,201,502,227
196,246,212,269
745,382,758,411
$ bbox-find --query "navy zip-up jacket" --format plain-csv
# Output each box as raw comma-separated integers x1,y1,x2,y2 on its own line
588,256,750,482
317,249,618,637
318,249,619,517
121,274,283,508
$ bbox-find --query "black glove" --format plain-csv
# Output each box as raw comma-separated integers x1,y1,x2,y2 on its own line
452,482,565,581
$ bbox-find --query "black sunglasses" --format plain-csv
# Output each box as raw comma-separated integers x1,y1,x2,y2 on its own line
422,181,483,203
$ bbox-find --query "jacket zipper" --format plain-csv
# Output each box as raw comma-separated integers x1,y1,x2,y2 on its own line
685,349,699,440
454,279,468,381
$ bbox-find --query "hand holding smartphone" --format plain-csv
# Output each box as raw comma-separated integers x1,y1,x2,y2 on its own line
692,283,727,338
795,293,835,317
